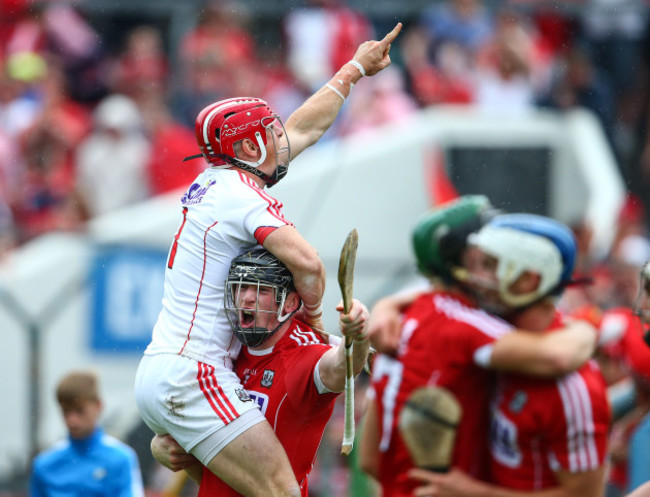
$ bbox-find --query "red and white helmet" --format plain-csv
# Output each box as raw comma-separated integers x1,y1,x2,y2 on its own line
186,97,291,187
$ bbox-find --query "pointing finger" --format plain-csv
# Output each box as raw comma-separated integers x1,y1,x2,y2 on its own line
381,22,403,46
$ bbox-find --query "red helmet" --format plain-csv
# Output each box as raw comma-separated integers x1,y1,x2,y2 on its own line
188,97,290,186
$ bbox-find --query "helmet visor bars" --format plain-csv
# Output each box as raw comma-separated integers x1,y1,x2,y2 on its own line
225,276,291,348
261,115,291,186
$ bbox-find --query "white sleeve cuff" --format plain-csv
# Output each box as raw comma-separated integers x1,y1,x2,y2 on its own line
474,343,495,368
314,357,338,394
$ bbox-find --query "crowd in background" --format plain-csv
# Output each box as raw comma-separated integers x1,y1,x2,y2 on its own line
0,0,648,249
2,0,650,495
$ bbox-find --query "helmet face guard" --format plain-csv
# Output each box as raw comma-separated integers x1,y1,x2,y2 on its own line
224,249,297,347
466,214,577,313
191,98,291,187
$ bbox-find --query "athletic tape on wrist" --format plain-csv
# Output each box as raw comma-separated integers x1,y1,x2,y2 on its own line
304,302,323,317
347,59,366,77
325,83,346,103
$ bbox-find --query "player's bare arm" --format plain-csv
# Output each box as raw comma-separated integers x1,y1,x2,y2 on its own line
368,288,425,354
318,298,370,392
285,22,402,159
490,319,597,376
263,225,326,329
408,467,605,497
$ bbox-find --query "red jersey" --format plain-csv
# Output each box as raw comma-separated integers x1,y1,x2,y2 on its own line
599,307,648,490
489,316,611,490
198,320,338,497
370,291,512,496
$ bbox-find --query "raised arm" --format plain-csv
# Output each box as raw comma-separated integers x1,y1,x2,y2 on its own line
285,23,402,159
318,299,370,392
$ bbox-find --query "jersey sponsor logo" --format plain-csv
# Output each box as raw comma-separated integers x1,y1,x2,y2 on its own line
247,390,269,415
261,369,275,388
181,180,216,205
490,408,522,468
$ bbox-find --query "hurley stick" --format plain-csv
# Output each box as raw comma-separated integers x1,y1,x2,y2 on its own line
338,228,359,455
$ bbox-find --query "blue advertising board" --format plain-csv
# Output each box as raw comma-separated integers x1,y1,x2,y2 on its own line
91,246,167,353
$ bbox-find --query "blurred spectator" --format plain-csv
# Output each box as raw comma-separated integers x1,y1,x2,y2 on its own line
255,45,305,119
139,93,202,195
74,94,150,217
0,53,44,139
398,0,493,107
418,0,493,56
537,43,615,140
401,28,474,106
9,61,89,242
284,0,374,93
110,25,169,106
580,0,647,98
337,65,418,137
42,3,108,103
173,0,256,126
473,8,537,116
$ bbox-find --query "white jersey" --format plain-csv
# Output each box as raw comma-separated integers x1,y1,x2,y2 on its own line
144,168,291,367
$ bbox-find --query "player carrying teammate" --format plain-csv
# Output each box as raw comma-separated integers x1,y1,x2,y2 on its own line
149,248,370,496
134,23,402,497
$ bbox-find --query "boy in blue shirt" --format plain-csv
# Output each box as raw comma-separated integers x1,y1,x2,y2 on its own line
30,370,145,497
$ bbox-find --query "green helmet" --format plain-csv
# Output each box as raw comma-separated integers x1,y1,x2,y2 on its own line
412,195,496,282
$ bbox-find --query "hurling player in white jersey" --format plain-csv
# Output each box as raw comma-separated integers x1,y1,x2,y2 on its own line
134,23,402,497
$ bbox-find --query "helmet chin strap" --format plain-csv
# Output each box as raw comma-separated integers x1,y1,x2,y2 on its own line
238,131,268,168
221,131,283,186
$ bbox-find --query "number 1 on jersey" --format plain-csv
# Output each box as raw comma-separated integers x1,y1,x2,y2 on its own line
168,207,188,269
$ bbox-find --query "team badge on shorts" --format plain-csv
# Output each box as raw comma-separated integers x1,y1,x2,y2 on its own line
261,369,275,388
235,389,252,402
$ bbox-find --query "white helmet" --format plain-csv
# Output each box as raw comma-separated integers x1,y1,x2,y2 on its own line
468,214,577,309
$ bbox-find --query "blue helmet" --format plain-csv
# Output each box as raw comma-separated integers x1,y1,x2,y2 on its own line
469,213,577,308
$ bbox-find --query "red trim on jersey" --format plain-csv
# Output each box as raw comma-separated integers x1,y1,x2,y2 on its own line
197,363,237,424
168,207,188,269
254,226,278,245
179,220,219,355
237,171,292,226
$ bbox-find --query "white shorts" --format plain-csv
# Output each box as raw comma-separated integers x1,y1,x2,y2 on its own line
134,353,265,465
